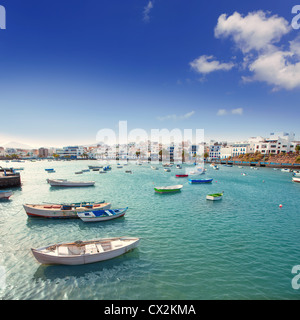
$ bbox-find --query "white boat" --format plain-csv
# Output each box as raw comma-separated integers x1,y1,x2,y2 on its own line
176,164,182,169
164,168,171,172
292,177,300,183
154,184,183,193
213,165,219,170
206,193,223,201
151,166,158,170
47,179,95,187
0,190,13,199
31,236,140,265
281,168,291,172
23,202,111,218
77,207,128,222
293,172,300,177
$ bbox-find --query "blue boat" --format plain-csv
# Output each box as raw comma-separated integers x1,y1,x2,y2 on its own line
189,178,213,184
77,207,128,222
45,169,55,172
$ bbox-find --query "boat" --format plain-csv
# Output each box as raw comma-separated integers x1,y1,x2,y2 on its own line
151,166,158,170
77,207,128,222
125,170,132,174
31,236,140,265
292,177,300,183
117,165,123,168
92,168,100,171
99,170,107,173
212,165,219,170
75,171,83,174
154,184,183,193
189,178,213,184
82,169,90,172
47,179,95,187
23,201,111,218
293,172,300,177
164,168,171,172
0,190,13,199
281,168,291,172
162,163,172,167
176,174,188,178
206,193,223,201
88,166,103,169
176,164,182,169
45,168,55,172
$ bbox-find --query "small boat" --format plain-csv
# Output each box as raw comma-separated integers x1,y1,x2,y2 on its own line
92,168,100,171
293,172,300,177
154,184,183,194
31,236,140,265
99,170,107,173
23,201,111,218
125,170,132,174
162,163,172,167
77,207,128,222
82,169,90,172
0,190,13,199
176,164,182,169
212,165,219,170
164,168,171,172
45,168,55,172
75,171,83,174
88,166,103,169
176,174,188,178
47,179,95,187
117,165,123,168
206,193,223,201
292,177,300,183
189,178,213,184
151,166,158,170
281,168,291,172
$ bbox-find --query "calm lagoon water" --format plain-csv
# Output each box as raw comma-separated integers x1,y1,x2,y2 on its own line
0,160,300,300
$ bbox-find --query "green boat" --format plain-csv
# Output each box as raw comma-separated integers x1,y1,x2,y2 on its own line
154,184,183,194
206,193,223,201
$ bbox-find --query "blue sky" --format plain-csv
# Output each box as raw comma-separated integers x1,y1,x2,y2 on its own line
0,0,300,147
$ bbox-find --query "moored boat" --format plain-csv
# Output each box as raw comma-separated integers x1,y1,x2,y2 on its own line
23,201,111,218
151,166,158,170
0,190,13,199
176,174,188,178
206,193,223,201
77,207,128,222
292,177,300,183
189,178,213,184
281,168,291,172
154,184,183,193
47,179,95,187
164,168,171,172
31,236,140,265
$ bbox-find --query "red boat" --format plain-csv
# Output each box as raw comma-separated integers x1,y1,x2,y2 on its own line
176,174,188,178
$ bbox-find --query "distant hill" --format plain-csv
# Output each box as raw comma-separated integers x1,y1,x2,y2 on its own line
1,141,34,149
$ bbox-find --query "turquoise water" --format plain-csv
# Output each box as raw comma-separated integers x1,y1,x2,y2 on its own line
0,160,300,300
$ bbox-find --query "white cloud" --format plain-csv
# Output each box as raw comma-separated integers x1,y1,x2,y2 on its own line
231,108,243,115
143,1,153,22
190,55,235,74
214,11,291,53
217,109,228,116
157,111,195,121
191,10,300,90
217,108,243,116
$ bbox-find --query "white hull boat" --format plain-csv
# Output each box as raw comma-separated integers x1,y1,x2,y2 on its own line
292,177,300,183
206,193,223,201
31,236,140,265
77,207,128,222
0,190,13,199
47,179,95,187
23,202,111,218
281,169,291,172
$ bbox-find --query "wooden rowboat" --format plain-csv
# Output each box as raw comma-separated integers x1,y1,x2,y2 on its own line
47,179,95,187
77,207,128,222
31,236,140,265
176,174,188,178
23,201,111,218
206,193,223,201
154,184,183,193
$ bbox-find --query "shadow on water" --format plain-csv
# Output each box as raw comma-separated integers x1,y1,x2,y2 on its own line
26,216,127,230
32,249,140,282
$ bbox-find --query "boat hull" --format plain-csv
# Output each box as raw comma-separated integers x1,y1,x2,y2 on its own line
154,185,183,193
23,203,111,218
206,193,223,201
77,208,128,222
31,237,140,265
47,179,95,187
292,177,300,183
176,175,188,178
0,191,13,199
189,179,213,184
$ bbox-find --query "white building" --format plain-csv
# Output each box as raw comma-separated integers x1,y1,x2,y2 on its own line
56,146,85,159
